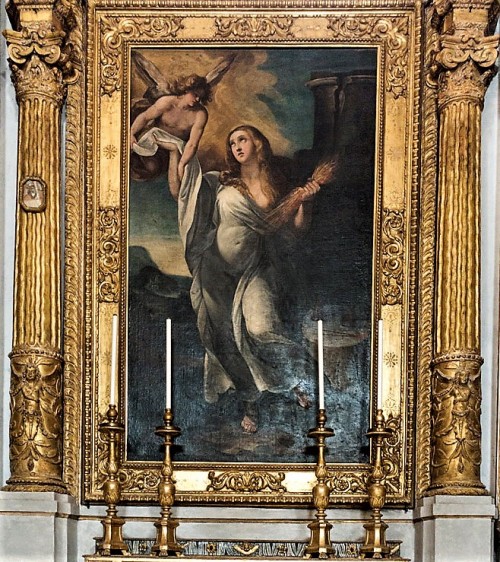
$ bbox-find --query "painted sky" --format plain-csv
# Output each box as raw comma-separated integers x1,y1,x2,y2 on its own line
130,47,377,166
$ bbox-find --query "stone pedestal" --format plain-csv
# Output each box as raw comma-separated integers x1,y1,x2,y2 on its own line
0,491,78,562
414,495,496,562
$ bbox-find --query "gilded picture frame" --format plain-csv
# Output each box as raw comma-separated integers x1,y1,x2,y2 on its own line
81,0,420,505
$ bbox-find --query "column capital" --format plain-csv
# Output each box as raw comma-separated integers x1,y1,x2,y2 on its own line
3,0,82,103
430,0,499,108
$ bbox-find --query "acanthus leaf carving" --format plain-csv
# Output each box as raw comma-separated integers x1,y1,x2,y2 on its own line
100,16,185,96
431,12,499,107
214,16,294,39
383,413,402,493
4,17,81,98
327,16,409,99
326,469,370,496
207,470,287,493
381,208,405,306
98,207,120,303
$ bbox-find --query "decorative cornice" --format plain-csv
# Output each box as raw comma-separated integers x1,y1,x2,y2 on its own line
87,0,418,7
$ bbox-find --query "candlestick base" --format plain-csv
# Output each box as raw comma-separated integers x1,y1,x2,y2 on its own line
360,514,390,559
305,409,335,559
98,512,130,556
96,404,130,556
151,515,184,557
152,408,184,557
305,518,335,559
360,409,393,560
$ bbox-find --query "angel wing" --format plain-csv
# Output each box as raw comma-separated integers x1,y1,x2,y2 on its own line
131,51,171,101
131,51,237,102
205,53,237,87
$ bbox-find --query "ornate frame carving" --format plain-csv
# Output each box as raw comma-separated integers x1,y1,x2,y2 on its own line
6,0,496,506
77,0,420,505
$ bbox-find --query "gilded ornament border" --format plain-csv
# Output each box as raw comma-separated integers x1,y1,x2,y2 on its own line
79,0,420,505
415,4,440,499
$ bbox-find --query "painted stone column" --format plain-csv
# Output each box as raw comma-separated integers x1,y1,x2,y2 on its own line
429,0,498,495
3,4,71,492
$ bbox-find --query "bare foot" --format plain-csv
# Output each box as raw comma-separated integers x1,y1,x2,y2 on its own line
241,415,257,433
294,386,312,409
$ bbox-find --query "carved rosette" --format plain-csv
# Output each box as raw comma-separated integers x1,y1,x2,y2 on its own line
428,1,498,496
5,346,65,491
327,469,370,496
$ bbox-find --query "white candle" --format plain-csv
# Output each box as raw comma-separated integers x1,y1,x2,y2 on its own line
110,314,118,405
377,318,383,410
166,318,172,409
318,320,324,410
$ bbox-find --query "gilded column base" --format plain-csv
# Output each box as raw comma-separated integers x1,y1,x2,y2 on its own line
428,352,486,496
5,346,66,493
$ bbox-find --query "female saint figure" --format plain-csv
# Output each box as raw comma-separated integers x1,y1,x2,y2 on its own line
152,125,322,433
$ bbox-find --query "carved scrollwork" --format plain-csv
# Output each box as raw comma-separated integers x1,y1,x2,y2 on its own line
383,414,402,493
429,353,484,491
327,469,370,495
119,467,162,494
381,209,405,306
7,346,64,488
436,27,499,70
98,207,120,303
207,470,287,493
99,16,184,95
214,16,294,39
327,16,409,98
4,26,65,66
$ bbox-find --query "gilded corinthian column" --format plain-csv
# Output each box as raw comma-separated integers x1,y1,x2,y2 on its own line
429,0,498,495
3,2,74,492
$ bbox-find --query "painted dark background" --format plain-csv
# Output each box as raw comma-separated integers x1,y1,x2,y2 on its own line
126,48,377,464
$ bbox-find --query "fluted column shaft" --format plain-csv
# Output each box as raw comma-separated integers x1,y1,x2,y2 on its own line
429,2,498,495
3,11,67,491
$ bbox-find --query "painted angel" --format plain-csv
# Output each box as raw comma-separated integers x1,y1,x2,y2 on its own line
129,51,236,187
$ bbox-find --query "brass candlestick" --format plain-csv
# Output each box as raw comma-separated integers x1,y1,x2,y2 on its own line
97,404,130,556
360,409,393,559
305,409,335,559
151,408,184,557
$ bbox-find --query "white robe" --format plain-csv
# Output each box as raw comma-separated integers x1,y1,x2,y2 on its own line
135,128,304,403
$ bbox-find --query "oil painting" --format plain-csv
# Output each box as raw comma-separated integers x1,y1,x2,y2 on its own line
126,47,377,465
